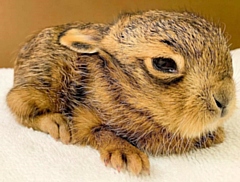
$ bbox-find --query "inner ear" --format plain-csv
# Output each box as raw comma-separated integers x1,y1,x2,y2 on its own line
59,26,104,54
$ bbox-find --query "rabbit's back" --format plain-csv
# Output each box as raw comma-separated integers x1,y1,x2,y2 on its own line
13,23,87,115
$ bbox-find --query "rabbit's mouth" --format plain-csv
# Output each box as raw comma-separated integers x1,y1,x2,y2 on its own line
172,97,236,140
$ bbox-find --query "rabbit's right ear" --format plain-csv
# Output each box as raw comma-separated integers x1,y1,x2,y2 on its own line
59,27,104,54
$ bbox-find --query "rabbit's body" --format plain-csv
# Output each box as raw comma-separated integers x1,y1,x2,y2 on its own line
7,10,235,174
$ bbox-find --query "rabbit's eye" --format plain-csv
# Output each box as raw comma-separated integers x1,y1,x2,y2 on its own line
152,57,177,73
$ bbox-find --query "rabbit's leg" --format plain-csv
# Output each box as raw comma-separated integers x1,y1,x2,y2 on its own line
30,113,71,144
72,107,150,175
6,87,71,144
75,128,150,175
95,130,150,175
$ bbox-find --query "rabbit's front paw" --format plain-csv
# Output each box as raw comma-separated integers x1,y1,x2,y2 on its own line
99,142,150,175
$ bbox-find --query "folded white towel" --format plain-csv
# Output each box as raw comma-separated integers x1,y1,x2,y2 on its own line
1,49,240,182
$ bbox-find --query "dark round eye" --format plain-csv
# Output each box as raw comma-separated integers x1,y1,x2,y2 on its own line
152,57,177,73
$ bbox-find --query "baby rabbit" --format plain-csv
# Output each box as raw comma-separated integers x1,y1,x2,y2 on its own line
7,10,236,175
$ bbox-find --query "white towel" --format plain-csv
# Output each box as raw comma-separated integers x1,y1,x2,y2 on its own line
1,49,240,182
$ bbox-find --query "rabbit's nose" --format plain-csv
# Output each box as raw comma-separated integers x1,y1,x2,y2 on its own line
214,96,227,117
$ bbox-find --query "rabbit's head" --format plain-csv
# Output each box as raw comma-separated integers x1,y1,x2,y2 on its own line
60,10,236,139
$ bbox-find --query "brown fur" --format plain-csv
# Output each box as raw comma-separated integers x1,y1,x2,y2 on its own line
6,10,236,175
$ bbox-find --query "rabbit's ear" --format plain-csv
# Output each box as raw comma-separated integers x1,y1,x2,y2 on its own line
59,28,102,54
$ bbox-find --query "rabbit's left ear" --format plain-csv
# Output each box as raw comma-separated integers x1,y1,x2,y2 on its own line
59,26,104,54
